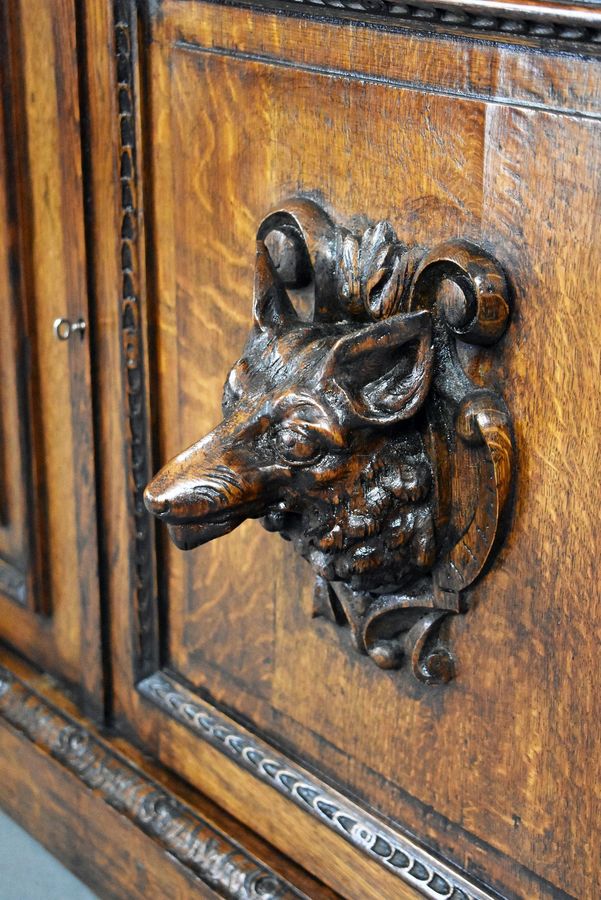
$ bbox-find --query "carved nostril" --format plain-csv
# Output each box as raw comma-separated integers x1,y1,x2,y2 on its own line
144,485,171,518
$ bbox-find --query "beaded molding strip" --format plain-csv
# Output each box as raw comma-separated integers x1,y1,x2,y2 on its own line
249,0,601,45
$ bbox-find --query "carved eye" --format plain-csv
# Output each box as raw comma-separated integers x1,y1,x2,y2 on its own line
275,426,322,466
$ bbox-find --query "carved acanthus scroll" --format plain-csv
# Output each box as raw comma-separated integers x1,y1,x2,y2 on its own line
144,200,514,683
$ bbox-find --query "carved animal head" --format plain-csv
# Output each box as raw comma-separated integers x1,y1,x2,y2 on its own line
144,242,436,593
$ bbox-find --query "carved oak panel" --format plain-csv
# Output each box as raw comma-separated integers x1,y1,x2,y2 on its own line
0,0,102,707
100,2,601,897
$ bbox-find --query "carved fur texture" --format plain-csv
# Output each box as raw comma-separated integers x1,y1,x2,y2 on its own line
263,431,435,593
145,241,436,595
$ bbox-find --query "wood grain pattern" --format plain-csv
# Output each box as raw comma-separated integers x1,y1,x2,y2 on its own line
77,1,601,897
477,103,601,896
0,648,333,900
139,671,500,900
0,0,51,613
0,0,102,714
162,0,601,118
236,0,601,46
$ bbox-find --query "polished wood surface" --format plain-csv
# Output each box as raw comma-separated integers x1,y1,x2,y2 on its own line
241,0,601,42
0,0,102,714
0,648,334,900
99,4,598,896
0,0,599,897
0,29,31,608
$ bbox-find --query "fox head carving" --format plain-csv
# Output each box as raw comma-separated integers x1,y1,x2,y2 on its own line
143,201,513,680
144,240,437,594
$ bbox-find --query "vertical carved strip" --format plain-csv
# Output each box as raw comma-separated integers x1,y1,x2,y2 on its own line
114,0,157,675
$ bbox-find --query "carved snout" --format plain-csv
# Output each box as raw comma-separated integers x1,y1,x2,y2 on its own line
144,425,267,550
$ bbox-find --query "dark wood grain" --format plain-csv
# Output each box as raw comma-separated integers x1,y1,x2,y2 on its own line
162,0,601,117
0,648,334,900
0,0,46,611
65,0,601,897
235,0,601,47
0,0,103,715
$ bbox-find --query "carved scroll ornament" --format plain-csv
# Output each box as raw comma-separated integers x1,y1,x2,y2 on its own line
144,200,514,683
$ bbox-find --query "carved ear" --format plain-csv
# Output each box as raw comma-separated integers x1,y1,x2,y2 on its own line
325,310,433,425
253,240,299,332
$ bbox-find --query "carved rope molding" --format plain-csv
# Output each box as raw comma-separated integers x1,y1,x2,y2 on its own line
111,5,508,894
114,0,158,676
242,0,601,45
139,672,499,900
0,666,304,900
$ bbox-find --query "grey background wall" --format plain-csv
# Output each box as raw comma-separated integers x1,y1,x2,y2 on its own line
0,812,97,900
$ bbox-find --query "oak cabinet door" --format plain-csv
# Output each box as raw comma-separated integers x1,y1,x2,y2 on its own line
0,0,102,711
90,2,601,897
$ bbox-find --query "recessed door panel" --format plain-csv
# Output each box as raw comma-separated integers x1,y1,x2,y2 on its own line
0,0,101,711
100,3,601,896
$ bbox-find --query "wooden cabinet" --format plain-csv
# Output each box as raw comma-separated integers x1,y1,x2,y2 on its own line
0,1,600,898
0,0,102,713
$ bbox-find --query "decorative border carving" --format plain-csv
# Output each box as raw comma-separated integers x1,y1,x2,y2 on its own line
0,665,304,900
114,0,158,675
116,4,499,896
139,672,500,900
246,0,601,45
